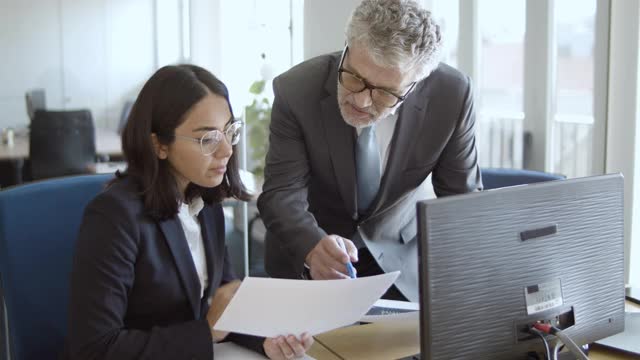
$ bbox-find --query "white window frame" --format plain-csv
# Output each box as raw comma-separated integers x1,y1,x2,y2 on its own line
606,0,640,287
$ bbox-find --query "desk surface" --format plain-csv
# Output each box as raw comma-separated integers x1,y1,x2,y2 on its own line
590,301,640,360
311,301,640,360
0,128,121,160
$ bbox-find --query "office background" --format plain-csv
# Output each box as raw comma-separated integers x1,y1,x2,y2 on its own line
1,0,639,288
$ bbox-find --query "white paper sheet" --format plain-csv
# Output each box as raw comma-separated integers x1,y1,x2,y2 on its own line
214,271,400,337
360,299,420,323
213,342,316,359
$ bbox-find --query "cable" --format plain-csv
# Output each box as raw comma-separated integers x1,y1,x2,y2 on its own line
528,327,551,360
553,340,562,360
552,343,566,360
553,328,589,360
532,324,590,360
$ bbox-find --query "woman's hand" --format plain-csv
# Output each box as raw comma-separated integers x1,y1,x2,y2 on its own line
263,333,313,359
206,280,241,342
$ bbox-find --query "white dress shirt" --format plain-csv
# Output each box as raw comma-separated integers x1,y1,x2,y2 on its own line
176,197,208,299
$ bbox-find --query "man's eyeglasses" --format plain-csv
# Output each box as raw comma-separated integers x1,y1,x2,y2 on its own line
172,120,243,156
338,45,416,108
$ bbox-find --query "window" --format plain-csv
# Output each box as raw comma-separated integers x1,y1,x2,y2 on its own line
477,0,526,169
551,0,598,178
431,0,459,67
430,0,634,285
429,0,607,175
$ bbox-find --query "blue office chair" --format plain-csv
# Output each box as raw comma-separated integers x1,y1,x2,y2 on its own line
481,168,565,190
0,174,113,360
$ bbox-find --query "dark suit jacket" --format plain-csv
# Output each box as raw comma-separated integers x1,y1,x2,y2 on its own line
64,177,264,360
257,52,482,301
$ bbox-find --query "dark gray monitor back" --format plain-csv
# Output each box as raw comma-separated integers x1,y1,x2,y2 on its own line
417,174,625,360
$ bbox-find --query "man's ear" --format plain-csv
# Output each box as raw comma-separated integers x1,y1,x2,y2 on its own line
150,133,168,159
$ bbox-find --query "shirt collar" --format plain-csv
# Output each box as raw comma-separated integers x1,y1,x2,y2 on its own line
356,111,399,135
180,196,205,217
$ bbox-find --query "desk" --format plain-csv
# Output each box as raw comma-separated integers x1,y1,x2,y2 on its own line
590,301,640,360
314,318,419,360
0,128,122,160
308,341,342,360
311,301,640,360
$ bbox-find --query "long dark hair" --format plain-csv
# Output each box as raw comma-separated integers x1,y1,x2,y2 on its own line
120,64,250,220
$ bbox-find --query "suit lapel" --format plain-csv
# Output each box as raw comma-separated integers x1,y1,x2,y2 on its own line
370,88,430,216
321,58,358,220
158,217,201,319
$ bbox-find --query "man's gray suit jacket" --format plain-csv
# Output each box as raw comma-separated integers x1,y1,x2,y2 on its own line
257,52,482,301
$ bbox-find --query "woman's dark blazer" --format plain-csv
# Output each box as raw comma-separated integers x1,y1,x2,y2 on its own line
64,177,263,360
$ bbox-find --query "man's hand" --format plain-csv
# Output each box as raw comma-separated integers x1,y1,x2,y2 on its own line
206,280,241,342
305,235,358,279
264,333,314,359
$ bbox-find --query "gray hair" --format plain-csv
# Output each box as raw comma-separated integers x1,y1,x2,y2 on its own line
345,0,443,80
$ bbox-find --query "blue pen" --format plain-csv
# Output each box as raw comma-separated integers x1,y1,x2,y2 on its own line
337,239,357,278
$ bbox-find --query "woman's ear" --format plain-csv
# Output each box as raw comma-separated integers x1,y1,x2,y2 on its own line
150,133,169,159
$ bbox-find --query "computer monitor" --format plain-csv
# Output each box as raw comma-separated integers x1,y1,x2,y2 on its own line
417,174,625,359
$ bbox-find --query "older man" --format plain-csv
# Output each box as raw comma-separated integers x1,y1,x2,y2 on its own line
257,0,482,301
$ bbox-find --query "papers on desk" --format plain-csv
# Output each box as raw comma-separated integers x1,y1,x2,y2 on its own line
214,271,400,337
213,342,316,359
360,299,420,323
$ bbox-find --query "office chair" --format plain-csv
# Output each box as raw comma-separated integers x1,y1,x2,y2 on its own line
481,168,565,190
0,282,7,360
24,89,46,121
117,100,134,134
29,109,97,180
0,174,113,360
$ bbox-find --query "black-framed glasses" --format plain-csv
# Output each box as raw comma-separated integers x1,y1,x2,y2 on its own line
172,120,243,156
338,45,416,108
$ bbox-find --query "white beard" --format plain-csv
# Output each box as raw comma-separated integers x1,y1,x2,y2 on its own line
336,83,394,128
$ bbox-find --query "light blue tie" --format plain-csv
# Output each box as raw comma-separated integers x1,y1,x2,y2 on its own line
356,125,381,215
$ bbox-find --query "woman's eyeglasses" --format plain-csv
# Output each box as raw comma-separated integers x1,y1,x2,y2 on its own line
172,120,243,155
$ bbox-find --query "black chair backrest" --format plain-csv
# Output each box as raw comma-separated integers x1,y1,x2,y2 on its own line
117,100,134,134
25,89,46,121
29,110,96,180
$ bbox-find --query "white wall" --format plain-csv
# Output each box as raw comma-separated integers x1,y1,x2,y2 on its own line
0,0,64,128
60,0,108,125
190,0,222,75
105,0,156,129
156,0,182,68
302,0,433,60
303,0,360,60
0,0,157,129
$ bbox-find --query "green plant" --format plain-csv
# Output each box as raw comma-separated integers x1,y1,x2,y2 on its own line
244,80,272,178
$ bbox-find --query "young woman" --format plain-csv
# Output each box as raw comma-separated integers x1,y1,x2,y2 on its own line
64,65,313,360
